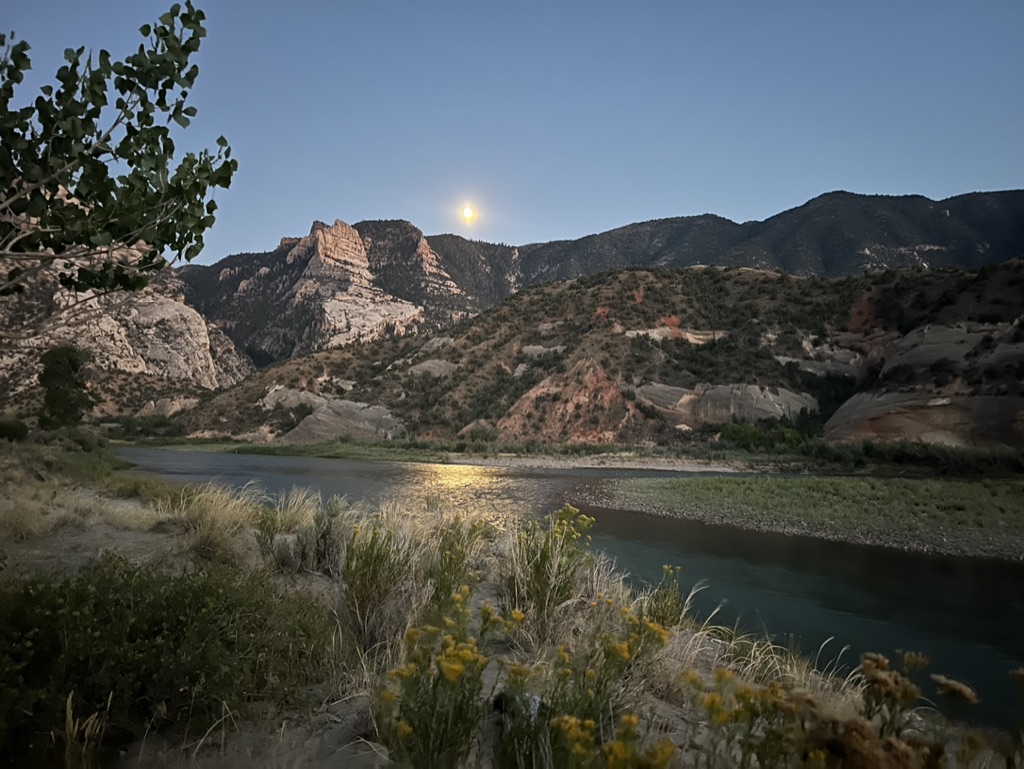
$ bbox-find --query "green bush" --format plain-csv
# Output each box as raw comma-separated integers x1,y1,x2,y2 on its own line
0,555,333,760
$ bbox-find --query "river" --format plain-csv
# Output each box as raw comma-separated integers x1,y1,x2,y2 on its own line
118,446,1024,729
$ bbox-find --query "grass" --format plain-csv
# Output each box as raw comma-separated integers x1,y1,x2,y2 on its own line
608,475,1024,559
3,440,1023,766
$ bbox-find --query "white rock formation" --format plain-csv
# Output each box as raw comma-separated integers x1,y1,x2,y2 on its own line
637,382,818,425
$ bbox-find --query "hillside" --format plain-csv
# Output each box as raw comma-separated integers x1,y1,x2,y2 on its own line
182,259,1024,448
177,190,1024,367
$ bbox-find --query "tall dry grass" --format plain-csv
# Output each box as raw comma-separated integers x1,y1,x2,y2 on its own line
155,482,265,561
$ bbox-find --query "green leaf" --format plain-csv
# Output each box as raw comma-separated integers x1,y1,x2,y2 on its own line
139,23,152,37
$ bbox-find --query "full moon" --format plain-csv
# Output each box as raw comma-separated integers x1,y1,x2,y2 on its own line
462,206,475,221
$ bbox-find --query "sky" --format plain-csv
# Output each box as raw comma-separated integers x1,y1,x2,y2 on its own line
6,0,1023,264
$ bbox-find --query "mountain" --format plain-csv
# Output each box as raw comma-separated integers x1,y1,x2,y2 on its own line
457,190,1024,285
179,191,1024,367
182,259,1024,449
4,189,1023,445
179,219,474,366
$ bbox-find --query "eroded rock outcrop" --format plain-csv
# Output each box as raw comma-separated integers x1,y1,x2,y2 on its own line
181,220,476,365
637,382,818,427
0,272,253,399
497,358,641,444
825,392,1024,447
280,399,406,443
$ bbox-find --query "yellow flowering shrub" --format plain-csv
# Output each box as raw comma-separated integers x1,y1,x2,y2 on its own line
377,587,489,769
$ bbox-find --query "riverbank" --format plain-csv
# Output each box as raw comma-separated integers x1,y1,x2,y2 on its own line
452,453,741,473
596,475,1024,562
130,440,1024,560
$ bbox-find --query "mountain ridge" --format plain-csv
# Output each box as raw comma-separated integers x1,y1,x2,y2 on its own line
180,189,1024,367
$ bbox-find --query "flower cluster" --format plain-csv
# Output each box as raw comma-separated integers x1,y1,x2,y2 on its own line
376,588,490,769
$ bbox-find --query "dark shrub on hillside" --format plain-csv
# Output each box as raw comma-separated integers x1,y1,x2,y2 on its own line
0,418,28,442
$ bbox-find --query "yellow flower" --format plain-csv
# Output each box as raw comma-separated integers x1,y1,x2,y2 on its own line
379,689,397,704
643,739,676,768
604,740,630,761
557,645,571,663
438,659,465,683
682,669,703,689
609,641,632,662
505,662,532,684
712,667,735,685
388,663,418,680
702,691,723,712
619,713,639,729
644,620,670,645
395,720,413,738
510,608,526,623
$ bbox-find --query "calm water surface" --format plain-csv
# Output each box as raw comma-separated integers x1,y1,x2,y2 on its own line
119,447,1024,728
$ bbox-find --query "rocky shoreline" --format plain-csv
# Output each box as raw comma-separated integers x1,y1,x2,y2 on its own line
453,453,742,474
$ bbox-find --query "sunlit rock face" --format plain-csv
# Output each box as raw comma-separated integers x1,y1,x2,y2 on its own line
180,219,474,366
0,272,253,399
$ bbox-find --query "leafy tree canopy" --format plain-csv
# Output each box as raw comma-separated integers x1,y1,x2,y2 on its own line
0,2,236,334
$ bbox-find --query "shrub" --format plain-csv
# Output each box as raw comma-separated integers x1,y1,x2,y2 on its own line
500,505,595,644
639,565,689,629
0,555,333,762
376,589,490,769
495,597,671,768
425,515,487,617
0,418,28,442
156,482,264,562
340,518,416,652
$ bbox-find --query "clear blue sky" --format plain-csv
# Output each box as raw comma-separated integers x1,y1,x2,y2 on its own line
7,0,1023,263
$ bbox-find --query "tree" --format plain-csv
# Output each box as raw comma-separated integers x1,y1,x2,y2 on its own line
0,2,236,338
39,345,94,427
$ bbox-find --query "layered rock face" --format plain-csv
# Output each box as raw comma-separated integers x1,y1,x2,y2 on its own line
825,321,1024,446
0,272,253,399
824,392,1024,447
280,400,406,443
181,220,475,365
178,190,1024,370
637,383,819,428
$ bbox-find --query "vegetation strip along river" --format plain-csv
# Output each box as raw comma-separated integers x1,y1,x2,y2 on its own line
118,446,1024,729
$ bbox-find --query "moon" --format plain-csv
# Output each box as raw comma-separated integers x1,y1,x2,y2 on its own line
462,206,475,221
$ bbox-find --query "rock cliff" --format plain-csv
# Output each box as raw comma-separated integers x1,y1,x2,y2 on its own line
180,220,475,366
0,272,253,411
